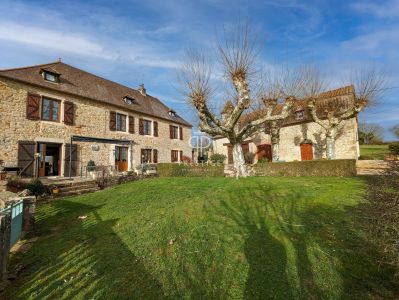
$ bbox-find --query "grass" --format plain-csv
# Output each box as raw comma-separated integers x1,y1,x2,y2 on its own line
6,177,399,299
360,144,390,160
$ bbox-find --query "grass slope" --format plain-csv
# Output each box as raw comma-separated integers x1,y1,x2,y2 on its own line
360,144,390,160
6,177,399,299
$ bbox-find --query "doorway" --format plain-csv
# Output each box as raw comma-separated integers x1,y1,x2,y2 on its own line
300,143,313,161
115,146,128,171
37,143,62,177
256,144,272,161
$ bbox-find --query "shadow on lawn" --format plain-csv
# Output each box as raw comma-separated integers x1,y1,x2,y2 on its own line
205,182,398,299
7,200,165,299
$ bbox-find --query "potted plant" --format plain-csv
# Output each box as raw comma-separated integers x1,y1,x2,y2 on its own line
49,185,60,194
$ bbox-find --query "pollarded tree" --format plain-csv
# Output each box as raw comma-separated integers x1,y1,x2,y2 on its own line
308,68,387,159
179,25,294,177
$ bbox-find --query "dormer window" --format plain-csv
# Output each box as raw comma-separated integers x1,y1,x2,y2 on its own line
123,96,135,105
295,110,305,120
41,68,60,83
169,110,177,117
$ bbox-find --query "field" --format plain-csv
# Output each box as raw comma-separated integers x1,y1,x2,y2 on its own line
360,144,390,160
5,177,399,299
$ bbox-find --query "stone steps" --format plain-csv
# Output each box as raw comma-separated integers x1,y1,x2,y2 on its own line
53,187,100,198
50,179,100,198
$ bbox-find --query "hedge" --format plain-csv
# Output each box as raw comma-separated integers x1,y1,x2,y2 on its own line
253,159,357,177
157,163,224,177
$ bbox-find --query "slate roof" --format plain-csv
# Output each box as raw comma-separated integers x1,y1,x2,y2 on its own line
0,61,192,127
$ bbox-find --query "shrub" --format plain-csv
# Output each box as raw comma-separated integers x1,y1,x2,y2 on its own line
198,154,208,163
388,142,399,155
181,155,192,163
27,178,48,198
210,153,226,164
245,152,255,164
257,158,269,163
87,160,96,172
157,163,224,177
253,159,357,177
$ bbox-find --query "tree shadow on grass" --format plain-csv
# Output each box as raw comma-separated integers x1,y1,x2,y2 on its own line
6,200,166,299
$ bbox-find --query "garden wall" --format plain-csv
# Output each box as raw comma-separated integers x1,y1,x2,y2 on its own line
157,164,224,177
253,159,357,177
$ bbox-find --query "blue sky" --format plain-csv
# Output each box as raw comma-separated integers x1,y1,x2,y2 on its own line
0,0,398,140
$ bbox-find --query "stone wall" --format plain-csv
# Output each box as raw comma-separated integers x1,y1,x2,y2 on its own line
212,118,359,162
0,78,192,175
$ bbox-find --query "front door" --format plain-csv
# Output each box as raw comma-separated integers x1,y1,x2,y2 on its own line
37,143,61,177
115,146,128,171
300,143,313,161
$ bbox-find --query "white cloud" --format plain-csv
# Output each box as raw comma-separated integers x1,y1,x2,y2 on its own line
351,0,399,18
0,22,114,59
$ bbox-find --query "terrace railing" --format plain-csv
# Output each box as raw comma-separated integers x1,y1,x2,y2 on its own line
0,200,24,248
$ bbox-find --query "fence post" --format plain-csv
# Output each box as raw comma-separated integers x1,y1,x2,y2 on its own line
0,212,11,281
22,196,36,235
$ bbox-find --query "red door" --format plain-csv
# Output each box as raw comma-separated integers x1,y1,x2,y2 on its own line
300,143,313,161
256,144,272,161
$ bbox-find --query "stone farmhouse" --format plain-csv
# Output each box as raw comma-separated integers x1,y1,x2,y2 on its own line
0,61,192,177
213,86,360,163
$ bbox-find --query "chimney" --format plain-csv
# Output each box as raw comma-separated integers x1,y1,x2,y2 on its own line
138,83,146,96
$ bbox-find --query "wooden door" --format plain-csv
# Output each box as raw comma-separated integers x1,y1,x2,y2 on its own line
300,143,313,161
17,141,36,177
256,144,272,161
38,143,46,177
115,146,128,171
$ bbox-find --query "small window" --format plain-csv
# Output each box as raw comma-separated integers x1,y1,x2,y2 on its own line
141,149,152,163
116,113,127,131
41,97,60,122
171,150,179,162
169,110,177,117
295,110,305,120
143,119,152,135
124,96,134,105
43,72,59,83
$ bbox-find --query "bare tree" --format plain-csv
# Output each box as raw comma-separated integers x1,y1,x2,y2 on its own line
358,122,384,144
179,25,293,177
390,124,399,140
308,68,387,159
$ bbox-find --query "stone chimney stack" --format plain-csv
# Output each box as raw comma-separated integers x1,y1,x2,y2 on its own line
138,83,146,96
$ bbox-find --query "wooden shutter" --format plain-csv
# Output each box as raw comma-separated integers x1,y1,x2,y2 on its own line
179,127,183,140
64,101,74,125
110,111,116,131
169,125,173,139
64,144,78,176
153,149,158,163
18,141,36,177
180,150,183,162
26,93,41,120
139,119,144,135
129,116,135,133
153,121,158,137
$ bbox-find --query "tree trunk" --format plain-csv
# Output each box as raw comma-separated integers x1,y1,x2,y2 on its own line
272,142,279,162
232,143,248,178
326,132,336,160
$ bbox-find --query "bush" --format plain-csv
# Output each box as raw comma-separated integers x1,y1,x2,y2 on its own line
157,163,224,177
197,154,208,163
257,158,269,163
181,155,192,163
245,152,255,164
253,159,357,177
27,178,48,198
388,142,399,155
210,153,226,164
87,160,96,172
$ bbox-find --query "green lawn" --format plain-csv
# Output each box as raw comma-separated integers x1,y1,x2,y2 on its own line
6,177,399,299
360,144,390,160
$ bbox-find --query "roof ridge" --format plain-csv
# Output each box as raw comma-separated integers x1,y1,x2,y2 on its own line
0,61,60,72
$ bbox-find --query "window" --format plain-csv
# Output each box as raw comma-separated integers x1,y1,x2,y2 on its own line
124,96,134,105
171,150,179,162
43,72,59,83
169,110,177,117
170,125,179,139
41,98,60,122
143,119,152,135
141,149,152,163
116,113,127,131
295,110,305,120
